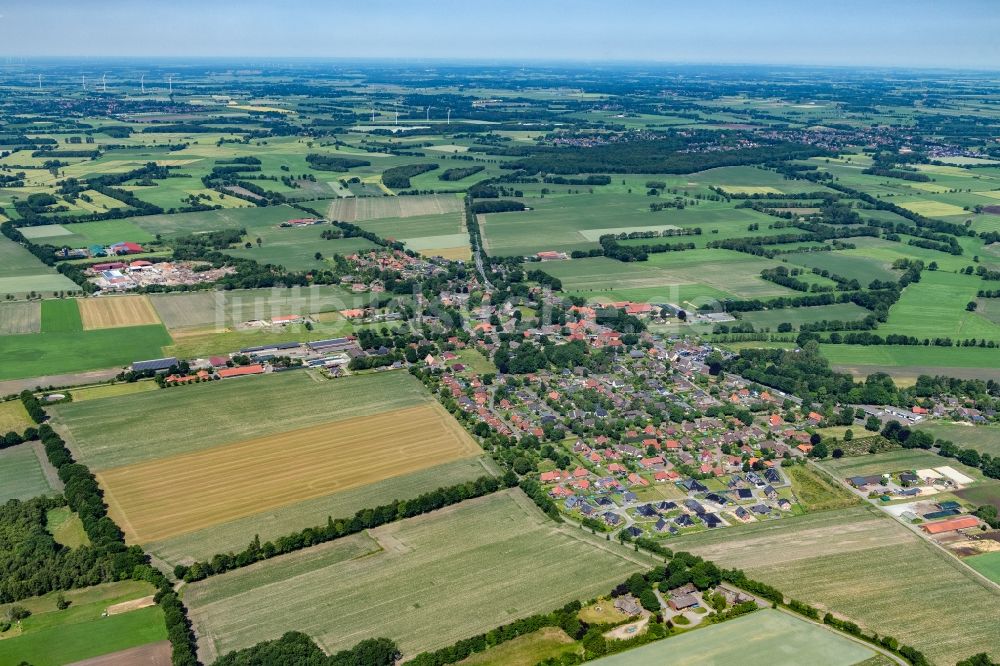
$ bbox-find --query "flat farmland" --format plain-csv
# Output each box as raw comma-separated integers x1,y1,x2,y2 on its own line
129,205,304,237
917,422,1000,458
78,295,162,330
147,456,494,566
541,250,795,300
479,195,778,257
54,370,430,470
783,251,898,286
0,324,173,381
0,399,33,432
823,344,1000,375
0,235,81,299
0,301,41,335
149,285,355,330
98,402,482,543
669,506,1000,664
327,194,463,221
187,490,650,662
224,226,377,272
40,298,83,332
879,271,1000,343
589,609,875,666
819,449,987,482
0,444,56,501
738,303,872,330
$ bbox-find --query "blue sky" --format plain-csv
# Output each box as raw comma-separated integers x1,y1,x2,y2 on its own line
1,0,998,69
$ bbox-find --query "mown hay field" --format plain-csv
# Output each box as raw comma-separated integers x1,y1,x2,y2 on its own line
0,444,55,502
669,506,1000,664
98,402,482,543
148,456,495,566
187,490,650,662
78,295,161,330
0,301,41,335
0,399,33,432
53,371,428,470
326,193,463,221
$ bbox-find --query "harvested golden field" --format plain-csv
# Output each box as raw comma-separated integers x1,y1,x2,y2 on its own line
79,296,161,330
98,402,482,543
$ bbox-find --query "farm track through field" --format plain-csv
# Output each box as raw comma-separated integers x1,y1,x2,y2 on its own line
98,402,482,543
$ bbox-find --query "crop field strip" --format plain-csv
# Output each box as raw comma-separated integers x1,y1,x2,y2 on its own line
0,301,41,335
147,456,494,566
97,402,483,543
78,295,162,330
668,505,1000,664
589,609,875,666
186,490,650,662
0,444,57,502
326,194,463,222
53,370,430,470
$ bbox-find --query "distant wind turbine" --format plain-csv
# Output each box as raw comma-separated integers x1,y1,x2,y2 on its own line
102,73,107,93
168,75,173,94
447,108,451,125
140,74,145,94
37,73,42,90
82,74,86,90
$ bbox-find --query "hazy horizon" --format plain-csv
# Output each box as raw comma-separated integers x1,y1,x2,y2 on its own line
1,0,998,70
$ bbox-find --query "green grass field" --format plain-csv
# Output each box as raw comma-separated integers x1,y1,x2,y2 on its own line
186,490,651,662
590,609,875,666
40,298,83,333
0,444,56,501
223,225,378,272
0,581,165,666
668,506,1000,664
818,449,987,483
0,236,81,299
28,219,156,246
0,324,173,381
0,399,33,432
823,344,1000,373
916,422,1000,458
739,303,872,331
458,628,577,666
147,456,494,566
879,271,1000,343
53,370,430,470
964,552,1000,584
782,252,898,286
542,250,794,301
46,506,91,548
129,205,304,237
788,465,861,512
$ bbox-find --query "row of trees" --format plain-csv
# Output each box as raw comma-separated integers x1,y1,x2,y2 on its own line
175,474,513,582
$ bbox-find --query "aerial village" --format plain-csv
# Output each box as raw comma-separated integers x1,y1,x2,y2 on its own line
112,248,994,546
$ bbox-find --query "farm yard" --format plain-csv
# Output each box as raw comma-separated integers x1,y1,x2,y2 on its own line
98,401,482,543
186,490,651,662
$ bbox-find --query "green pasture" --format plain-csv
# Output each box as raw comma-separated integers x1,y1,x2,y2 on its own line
223,225,377,271
0,324,172,381
738,303,872,330
0,444,56,502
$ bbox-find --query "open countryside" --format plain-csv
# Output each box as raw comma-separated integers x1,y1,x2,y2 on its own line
1,8,999,666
